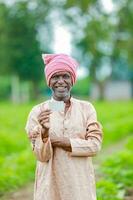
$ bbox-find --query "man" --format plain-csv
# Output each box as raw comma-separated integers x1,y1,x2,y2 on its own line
25,53,103,200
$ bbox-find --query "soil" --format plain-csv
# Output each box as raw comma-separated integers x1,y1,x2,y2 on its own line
0,183,34,200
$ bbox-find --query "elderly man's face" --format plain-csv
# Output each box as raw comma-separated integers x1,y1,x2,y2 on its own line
49,71,72,101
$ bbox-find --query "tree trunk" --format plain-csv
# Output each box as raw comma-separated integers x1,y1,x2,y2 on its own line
98,81,105,100
31,81,40,100
11,74,20,103
20,81,30,103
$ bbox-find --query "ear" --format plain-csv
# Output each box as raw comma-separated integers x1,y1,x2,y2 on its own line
48,79,51,86
47,83,53,92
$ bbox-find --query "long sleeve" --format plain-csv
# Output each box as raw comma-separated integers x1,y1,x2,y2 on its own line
70,104,103,157
25,106,53,162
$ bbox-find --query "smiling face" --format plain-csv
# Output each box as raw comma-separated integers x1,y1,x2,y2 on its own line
49,71,72,102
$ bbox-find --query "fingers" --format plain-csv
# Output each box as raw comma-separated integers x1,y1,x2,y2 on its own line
28,131,39,140
38,110,52,123
39,116,50,124
40,119,49,126
38,114,50,122
42,128,49,138
38,109,52,118
37,109,52,130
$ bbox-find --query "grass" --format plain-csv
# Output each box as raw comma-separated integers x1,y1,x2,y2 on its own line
0,102,35,196
94,101,133,146
0,100,133,197
0,150,35,196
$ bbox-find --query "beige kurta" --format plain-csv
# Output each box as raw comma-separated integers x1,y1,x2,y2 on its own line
25,97,103,200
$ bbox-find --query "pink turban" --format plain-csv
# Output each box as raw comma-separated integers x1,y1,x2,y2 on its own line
42,53,78,86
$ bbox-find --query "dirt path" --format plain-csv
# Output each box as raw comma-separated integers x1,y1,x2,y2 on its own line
0,183,34,200
1,136,132,200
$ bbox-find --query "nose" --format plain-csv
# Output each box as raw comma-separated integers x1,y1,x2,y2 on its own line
58,76,64,84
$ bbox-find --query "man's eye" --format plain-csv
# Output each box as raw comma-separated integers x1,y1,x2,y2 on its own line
63,74,70,79
53,75,59,80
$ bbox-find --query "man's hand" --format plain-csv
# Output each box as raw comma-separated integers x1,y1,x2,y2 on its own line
38,109,52,139
51,136,72,152
38,109,52,128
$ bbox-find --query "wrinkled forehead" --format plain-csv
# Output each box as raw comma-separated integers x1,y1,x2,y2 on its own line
51,71,71,77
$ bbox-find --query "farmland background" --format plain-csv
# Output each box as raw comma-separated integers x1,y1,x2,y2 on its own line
0,0,133,199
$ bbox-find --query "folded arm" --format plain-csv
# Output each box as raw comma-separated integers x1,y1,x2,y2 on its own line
70,122,102,157
70,105,103,157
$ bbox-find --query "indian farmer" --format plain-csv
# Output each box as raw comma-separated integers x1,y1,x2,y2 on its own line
25,53,103,200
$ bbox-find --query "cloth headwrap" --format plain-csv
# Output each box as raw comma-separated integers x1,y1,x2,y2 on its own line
42,53,78,86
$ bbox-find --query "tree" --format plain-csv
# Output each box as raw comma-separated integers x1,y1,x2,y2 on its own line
111,0,133,96
7,2,43,100
0,3,10,74
0,1,52,101
61,1,114,99
58,0,133,99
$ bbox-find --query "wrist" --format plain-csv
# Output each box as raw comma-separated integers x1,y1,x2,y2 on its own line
63,137,70,147
41,127,49,139
61,137,72,152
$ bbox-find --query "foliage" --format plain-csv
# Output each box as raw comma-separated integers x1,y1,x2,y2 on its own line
72,77,91,96
94,101,133,146
64,0,96,12
0,150,35,196
112,0,133,69
0,1,52,100
0,102,36,196
97,180,122,200
0,0,133,102
97,136,133,200
6,2,43,82
61,0,133,99
0,76,10,100
0,3,10,74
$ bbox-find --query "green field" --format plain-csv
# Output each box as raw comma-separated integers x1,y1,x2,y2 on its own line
0,101,133,199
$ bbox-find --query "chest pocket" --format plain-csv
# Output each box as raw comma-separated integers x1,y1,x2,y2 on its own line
67,109,87,139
